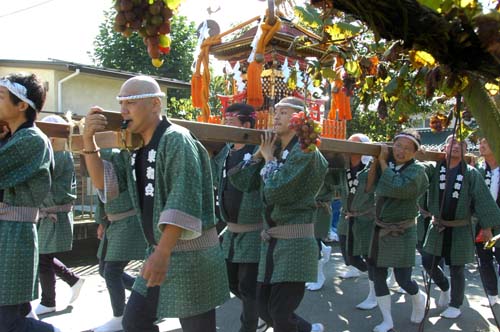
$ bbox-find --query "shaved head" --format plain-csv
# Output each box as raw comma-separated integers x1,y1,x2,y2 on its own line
119,75,162,98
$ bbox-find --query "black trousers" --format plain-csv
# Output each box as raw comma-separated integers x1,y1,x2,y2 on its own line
98,260,135,317
39,254,79,307
422,253,465,308
0,303,54,332
226,261,259,332
373,266,419,297
476,243,500,296
122,287,216,332
339,234,368,272
257,282,311,332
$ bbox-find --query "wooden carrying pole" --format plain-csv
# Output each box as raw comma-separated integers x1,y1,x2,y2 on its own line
2,113,448,162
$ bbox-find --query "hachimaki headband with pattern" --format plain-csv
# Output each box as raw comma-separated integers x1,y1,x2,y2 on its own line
116,91,165,101
0,78,38,111
274,101,306,112
393,133,421,150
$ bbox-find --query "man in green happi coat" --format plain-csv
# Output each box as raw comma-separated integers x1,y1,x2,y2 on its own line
83,75,229,332
331,134,379,309
0,73,62,332
369,129,429,332
35,115,84,317
229,97,327,332
92,149,147,332
422,135,500,319
475,138,500,307
211,103,264,332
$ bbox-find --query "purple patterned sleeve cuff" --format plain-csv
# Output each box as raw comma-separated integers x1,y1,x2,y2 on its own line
97,160,119,203
158,209,202,240
259,159,279,184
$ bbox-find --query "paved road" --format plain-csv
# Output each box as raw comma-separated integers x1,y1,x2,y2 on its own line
39,242,500,332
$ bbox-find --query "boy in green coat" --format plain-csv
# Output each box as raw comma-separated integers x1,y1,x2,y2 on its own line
229,97,327,332
369,129,428,332
0,73,62,332
212,103,265,332
35,115,84,316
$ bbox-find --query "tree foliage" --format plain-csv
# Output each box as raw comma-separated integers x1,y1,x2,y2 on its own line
90,9,197,118
289,0,500,160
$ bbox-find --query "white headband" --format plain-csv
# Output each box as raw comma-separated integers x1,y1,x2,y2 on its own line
274,102,305,112
0,79,38,112
394,133,421,149
116,92,165,101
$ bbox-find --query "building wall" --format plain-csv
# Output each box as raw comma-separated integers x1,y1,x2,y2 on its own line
1,65,168,119
0,66,57,113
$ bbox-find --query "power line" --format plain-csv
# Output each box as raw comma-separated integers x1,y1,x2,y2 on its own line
0,0,57,19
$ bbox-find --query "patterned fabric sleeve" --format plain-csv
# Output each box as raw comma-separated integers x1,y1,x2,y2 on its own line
97,160,119,203
0,132,50,190
376,165,429,200
228,159,263,192
469,167,500,229
157,133,203,240
264,148,327,206
260,160,279,183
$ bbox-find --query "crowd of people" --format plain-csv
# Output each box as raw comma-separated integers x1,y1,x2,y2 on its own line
1,72,500,332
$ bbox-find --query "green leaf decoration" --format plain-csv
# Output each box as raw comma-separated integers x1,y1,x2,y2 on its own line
463,76,500,163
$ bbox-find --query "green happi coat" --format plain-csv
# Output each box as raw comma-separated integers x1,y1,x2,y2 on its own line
103,123,229,318
95,150,146,262
370,162,429,267
333,163,376,257
423,162,500,265
37,151,76,254
0,126,53,305
212,144,263,263
230,142,328,283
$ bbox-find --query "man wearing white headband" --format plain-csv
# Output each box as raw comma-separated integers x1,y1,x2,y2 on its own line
0,73,63,332
368,129,429,332
34,115,84,316
421,135,500,319
82,75,229,332
229,96,328,332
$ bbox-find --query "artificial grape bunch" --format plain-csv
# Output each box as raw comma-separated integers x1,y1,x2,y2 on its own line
288,111,322,152
114,0,181,67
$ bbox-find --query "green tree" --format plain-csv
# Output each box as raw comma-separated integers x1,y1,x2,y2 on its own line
90,9,197,118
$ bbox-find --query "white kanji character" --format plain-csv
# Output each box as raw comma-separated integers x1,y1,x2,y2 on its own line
353,179,359,186
350,188,356,194
440,183,446,190
348,180,353,187
243,153,252,161
147,149,157,163
222,169,226,178
485,179,491,186
282,150,289,160
452,191,459,199
440,174,446,181
440,166,446,173
454,182,461,190
146,166,155,180
145,183,154,197
132,171,137,182
457,174,463,181
346,172,352,179
131,153,136,166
